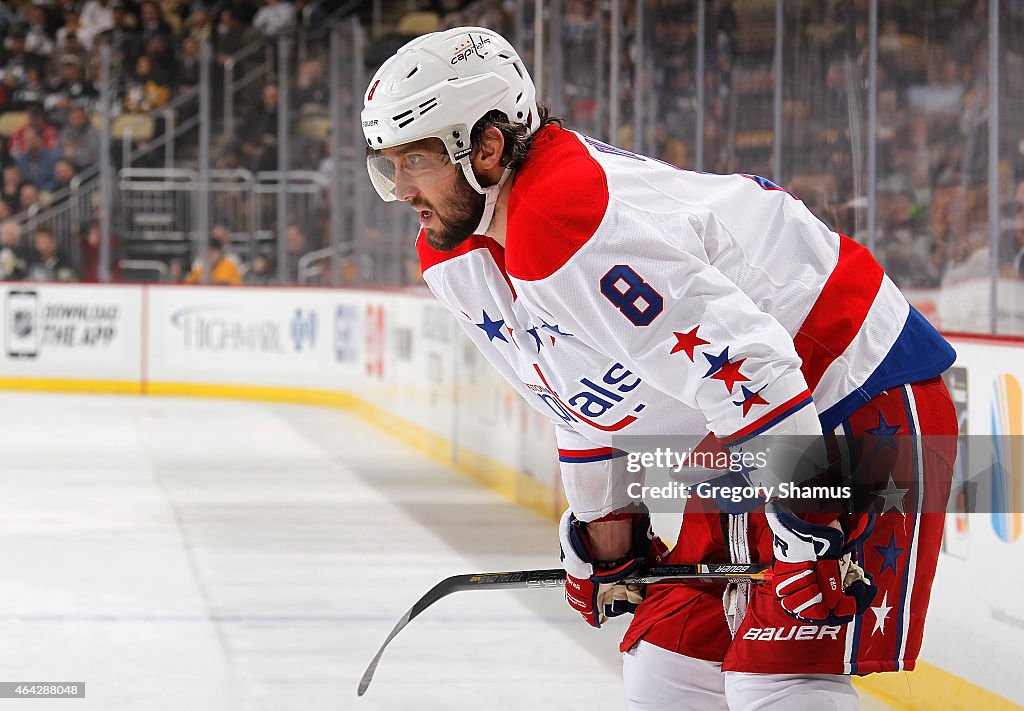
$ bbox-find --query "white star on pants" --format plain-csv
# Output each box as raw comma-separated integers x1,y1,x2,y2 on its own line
871,591,892,636
874,474,909,514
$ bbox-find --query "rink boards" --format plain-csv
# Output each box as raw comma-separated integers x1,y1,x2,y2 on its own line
0,283,1021,710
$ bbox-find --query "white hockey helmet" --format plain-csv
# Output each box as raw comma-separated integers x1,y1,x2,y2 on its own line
361,26,540,202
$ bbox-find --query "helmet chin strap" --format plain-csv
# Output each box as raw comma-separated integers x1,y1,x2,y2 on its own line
467,165,512,236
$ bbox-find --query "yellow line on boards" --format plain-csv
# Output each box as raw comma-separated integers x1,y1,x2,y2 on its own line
0,377,1018,710
0,378,142,394
853,660,1023,711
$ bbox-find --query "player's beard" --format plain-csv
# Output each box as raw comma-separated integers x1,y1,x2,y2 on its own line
416,169,486,252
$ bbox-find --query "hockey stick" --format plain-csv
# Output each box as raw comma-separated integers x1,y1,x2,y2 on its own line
357,562,770,695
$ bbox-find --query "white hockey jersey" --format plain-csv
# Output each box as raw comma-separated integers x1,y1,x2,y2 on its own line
418,126,954,518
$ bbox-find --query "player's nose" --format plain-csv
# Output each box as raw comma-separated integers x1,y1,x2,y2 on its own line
393,172,418,202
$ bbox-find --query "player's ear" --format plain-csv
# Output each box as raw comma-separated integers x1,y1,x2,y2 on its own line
471,127,505,172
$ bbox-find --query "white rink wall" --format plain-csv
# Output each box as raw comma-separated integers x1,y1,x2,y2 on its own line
0,283,1020,708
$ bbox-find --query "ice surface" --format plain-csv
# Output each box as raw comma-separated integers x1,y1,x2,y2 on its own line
0,393,625,711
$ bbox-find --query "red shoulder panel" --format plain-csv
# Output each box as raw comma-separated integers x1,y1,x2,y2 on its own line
793,234,884,392
505,127,610,281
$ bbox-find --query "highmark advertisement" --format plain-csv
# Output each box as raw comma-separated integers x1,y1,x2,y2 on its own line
146,286,329,388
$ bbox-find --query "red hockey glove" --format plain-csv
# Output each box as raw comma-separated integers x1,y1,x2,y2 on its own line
765,503,878,625
559,505,668,629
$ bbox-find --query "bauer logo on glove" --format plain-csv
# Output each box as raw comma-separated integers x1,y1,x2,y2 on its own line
765,503,879,626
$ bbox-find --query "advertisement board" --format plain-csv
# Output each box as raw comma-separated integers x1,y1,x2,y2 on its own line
0,284,142,383
922,338,1024,705
146,286,330,389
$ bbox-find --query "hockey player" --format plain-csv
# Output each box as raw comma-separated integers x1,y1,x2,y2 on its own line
361,27,958,710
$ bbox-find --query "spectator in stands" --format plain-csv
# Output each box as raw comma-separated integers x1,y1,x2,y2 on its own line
77,219,102,282
210,224,232,250
24,5,55,59
123,54,171,114
214,8,256,66
81,0,116,43
16,128,60,192
168,257,185,282
908,56,965,116
52,158,77,195
467,0,508,37
0,201,11,221
8,104,59,159
0,4,14,38
158,0,189,35
184,236,242,285
183,8,213,44
238,82,280,169
27,225,77,282
237,134,275,172
100,2,142,68
316,132,334,178
18,181,41,213
10,65,48,111
58,104,100,169
244,250,275,285
248,82,280,139
56,8,93,53
145,33,178,86
1007,179,1024,279
177,36,201,89
283,222,307,283
293,0,325,33
138,1,173,49
1,165,21,214
0,219,29,280
45,55,98,124
1,29,32,95
295,59,328,110
877,186,935,287
78,214,122,282
562,0,599,103
61,32,91,71
253,0,295,39
295,135,324,171
220,0,259,26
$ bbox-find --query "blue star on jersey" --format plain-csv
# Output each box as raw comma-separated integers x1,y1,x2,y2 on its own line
734,385,769,416
866,412,901,452
525,326,542,353
476,310,509,343
540,320,574,337
734,458,758,480
874,532,904,575
703,347,731,378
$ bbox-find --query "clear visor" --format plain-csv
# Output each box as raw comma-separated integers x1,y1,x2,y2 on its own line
366,142,460,201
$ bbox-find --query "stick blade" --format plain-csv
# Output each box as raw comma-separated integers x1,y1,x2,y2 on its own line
357,606,413,696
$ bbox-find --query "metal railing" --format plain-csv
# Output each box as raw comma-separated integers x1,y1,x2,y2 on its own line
122,86,201,170
118,259,170,283
12,166,103,269
114,168,332,276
